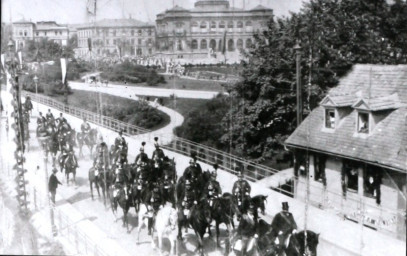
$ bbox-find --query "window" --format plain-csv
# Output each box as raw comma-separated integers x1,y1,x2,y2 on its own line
246,38,252,48
191,39,198,50
148,48,152,55
314,154,326,185
113,39,116,45
200,39,207,49
325,109,335,129
106,39,110,45
200,21,207,29
131,30,135,36
236,39,243,49
138,30,142,36
358,112,369,133
344,162,358,192
364,165,382,204
55,31,58,35
209,39,216,50
176,23,183,28
19,31,23,36
45,32,47,36
36,32,39,36
211,21,217,29
138,39,142,45
148,29,152,36
228,39,234,51
113,30,116,36
228,21,234,28
237,21,243,28
219,21,225,28
246,21,252,27
192,21,199,28
24,30,27,36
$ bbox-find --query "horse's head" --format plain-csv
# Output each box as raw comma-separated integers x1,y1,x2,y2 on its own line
252,195,267,215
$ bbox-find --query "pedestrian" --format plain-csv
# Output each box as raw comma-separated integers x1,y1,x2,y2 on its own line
49,168,62,205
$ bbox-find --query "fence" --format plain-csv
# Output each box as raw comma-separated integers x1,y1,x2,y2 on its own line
23,91,281,182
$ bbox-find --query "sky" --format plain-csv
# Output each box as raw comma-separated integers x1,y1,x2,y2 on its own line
1,0,307,24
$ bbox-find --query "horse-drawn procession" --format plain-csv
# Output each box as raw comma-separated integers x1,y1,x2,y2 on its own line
30,102,319,256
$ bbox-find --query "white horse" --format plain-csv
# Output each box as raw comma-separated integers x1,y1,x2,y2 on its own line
155,203,178,255
137,203,153,245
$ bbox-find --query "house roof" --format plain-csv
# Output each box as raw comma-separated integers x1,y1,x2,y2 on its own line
286,64,407,173
250,5,273,12
13,19,34,24
167,5,190,12
77,19,154,29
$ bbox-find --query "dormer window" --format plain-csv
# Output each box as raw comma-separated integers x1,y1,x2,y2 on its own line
325,109,335,129
358,112,369,133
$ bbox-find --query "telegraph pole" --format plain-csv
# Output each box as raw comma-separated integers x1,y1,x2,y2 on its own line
294,43,302,127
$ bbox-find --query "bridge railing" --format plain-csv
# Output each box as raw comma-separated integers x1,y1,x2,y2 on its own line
24,91,281,182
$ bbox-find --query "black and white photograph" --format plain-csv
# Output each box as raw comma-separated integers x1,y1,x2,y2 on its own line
0,0,406,255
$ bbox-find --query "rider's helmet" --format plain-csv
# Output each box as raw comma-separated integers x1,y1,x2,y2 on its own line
237,169,244,179
118,130,123,136
208,183,214,191
189,158,194,166
154,137,159,148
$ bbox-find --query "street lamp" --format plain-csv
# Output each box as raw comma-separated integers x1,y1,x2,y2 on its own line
33,75,39,111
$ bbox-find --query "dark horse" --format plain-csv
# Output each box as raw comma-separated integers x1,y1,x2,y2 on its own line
46,132,60,166
111,186,133,233
58,152,77,185
209,195,241,247
189,201,212,256
77,128,98,157
256,219,320,256
88,166,112,206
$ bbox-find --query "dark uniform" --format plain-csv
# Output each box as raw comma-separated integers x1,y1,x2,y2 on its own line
60,143,78,171
201,179,222,204
232,207,258,255
112,166,129,199
81,121,91,134
114,132,127,151
270,202,298,252
56,114,67,128
178,181,198,222
152,147,165,161
183,159,200,181
49,169,62,204
46,110,54,121
37,112,47,125
145,186,163,235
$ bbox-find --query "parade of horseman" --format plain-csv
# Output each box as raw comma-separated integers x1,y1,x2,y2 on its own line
31,108,319,256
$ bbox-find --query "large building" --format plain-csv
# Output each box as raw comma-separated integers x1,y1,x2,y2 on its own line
285,64,407,240
155,0,273,62
75,19,156,58
11,19,69,48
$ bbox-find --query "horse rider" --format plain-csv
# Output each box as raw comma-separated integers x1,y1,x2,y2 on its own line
183,157,200,182
112,164,129,200
37,112,47,125
232,169,251,208
46,109,54,121
231,203,259,256
178,179,198,223
24,96,33,115
151,137,165,161
114,130,127,151
134,142,148,167
80,117,91,140
56,113,67,128
190,152,202,174
269,202,298,253
203,167,222,201
60,142,79,173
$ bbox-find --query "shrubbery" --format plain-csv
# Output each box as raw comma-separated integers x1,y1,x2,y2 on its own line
99,61,165,86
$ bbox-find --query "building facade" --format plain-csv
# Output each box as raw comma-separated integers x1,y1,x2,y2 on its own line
155,0,272,62
34,21,69,46
285,64,407,240
12,20,69,47
75,19,156,58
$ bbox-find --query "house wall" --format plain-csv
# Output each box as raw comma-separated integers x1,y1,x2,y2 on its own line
296,154,405,239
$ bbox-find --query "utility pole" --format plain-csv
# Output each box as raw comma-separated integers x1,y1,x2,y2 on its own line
294,42,302,127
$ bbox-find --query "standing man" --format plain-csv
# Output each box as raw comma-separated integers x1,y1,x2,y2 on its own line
49,168,62,205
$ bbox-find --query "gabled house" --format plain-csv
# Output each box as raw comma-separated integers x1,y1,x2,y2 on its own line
285,64,407,240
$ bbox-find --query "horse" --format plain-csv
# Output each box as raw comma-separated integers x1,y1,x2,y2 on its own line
248,195,268,221
189,201,212,256
160,174,176,207
89,166,112,206
111,185,132,233
77,128,98,157
46,132,59,166
162,158,177,183
154,203,178,256
23,97,33,116
58,152,77,185
209,195,241,247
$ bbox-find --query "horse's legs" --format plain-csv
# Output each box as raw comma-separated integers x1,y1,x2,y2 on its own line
196,232,204,256
90,181,94,200
177,221,183,240
216,221,220,248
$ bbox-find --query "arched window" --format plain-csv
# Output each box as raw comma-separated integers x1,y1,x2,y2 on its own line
191,39,198,50
218,40,223,51
138,29,142,36
246,38,252,48
246,21,252,27
200,21,207,29
237,21,243,28
228,39,234,51
131,30,135,36
192,21,199,27
219,21,226,29
211,21,217,29
200,39,207,49
237,39,243,49
209,39,216,50
227,21,234,28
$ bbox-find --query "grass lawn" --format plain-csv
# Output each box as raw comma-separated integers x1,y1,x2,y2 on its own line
50,89,171,131
137,95,209,117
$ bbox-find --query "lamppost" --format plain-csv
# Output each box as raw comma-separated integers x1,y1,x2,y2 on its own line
294,42,302,127
33,75,39,111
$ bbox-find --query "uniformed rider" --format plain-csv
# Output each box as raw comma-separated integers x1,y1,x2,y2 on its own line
60,142,79,172
231,203,258,255
114,130,127,151
112,164,129,200
56,113,67,128
270,202,298,252
151,137,165,161
81,117,91,136
179,179,198,221
134,142,148,166
232,169,251,202
37,112,47,125
145,184,163,235
46,109,54,121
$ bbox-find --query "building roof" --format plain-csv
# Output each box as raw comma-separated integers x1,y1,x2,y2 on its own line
286,64,407,173
167,5,190,12
13,19,34,24
250,5,273,12
77,19,154,29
